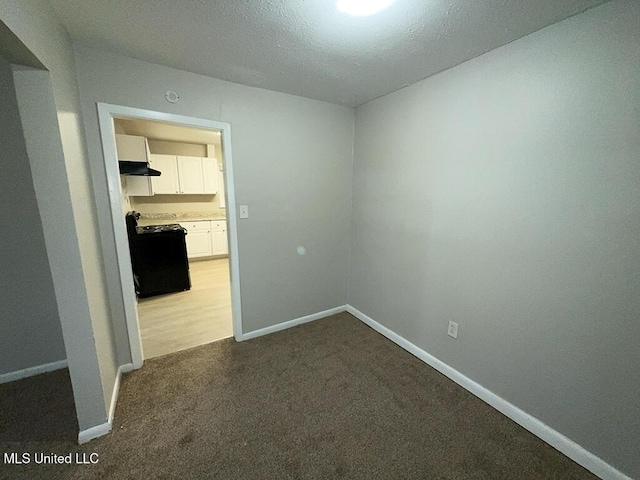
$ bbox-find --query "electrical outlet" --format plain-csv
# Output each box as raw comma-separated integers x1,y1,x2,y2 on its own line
447,321,459,339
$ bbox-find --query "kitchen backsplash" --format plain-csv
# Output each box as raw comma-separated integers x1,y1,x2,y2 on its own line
131,193,224,215
140,211,226,221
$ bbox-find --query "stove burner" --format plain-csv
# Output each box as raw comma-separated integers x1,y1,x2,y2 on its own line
136,223,186,234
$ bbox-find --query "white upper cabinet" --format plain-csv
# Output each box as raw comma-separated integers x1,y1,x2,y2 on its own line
118,136,218,197
202,157,219,194
116,134,154,197
149,154,209,195
177,156,205,194
116,134,148,161
149,154,180,194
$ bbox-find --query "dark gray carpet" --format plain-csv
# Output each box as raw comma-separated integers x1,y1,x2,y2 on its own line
0,313,596,479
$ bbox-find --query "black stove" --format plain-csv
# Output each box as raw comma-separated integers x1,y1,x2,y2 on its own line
125,212,191,297
136,224,186,234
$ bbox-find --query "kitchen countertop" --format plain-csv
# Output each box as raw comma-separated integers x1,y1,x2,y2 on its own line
138,212,226,226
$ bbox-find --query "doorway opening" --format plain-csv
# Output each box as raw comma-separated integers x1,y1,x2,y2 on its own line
97,104,243,368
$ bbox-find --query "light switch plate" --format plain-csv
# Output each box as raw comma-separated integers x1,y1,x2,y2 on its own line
239,205,249,219
448,321,459,339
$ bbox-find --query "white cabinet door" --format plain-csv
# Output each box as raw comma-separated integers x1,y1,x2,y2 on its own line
177,156,205,194
184,221,213,258
186,231,213,258
184,220,227,258
212,229,228,255
149,154,180,194
211,221,228,255
202,157,218,194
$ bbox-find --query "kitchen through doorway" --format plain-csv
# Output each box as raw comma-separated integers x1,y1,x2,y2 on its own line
114,116,235,359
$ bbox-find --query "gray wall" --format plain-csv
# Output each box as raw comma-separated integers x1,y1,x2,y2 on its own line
73,45,354,343
348,0,640,477
0,55,66,376
1,0,115,430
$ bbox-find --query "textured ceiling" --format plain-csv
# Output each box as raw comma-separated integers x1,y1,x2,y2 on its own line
51,0,609,107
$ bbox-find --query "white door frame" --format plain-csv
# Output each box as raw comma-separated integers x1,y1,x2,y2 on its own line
97,103,244,369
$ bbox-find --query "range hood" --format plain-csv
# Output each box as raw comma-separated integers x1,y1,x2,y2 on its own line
119,161,161,177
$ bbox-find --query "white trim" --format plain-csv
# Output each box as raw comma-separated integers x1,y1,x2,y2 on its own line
242,306,347,341
96,103,243,362
78,362,133,444
120,363,134,374
219,123,244,343
78,422,111,445
78,303,346,444
97,104,143,369
0,360,68,384
346,305,631,480
109,364,131,422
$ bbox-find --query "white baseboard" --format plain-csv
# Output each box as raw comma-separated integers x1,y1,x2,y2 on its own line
109,364,131,422
120,363,134,374
345,305,631,480
78,363,132,444
242,305,347,341
77,421,111,445
81,305,348,444
0,359,68,384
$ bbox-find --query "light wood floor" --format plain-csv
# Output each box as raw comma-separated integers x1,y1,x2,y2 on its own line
137,258,233,359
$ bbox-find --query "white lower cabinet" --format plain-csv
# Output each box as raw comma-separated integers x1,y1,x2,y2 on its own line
184,222,213,258
183,220,228,259
211,221,228,256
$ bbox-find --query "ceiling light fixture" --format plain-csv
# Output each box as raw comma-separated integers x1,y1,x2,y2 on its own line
336,0,395,16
